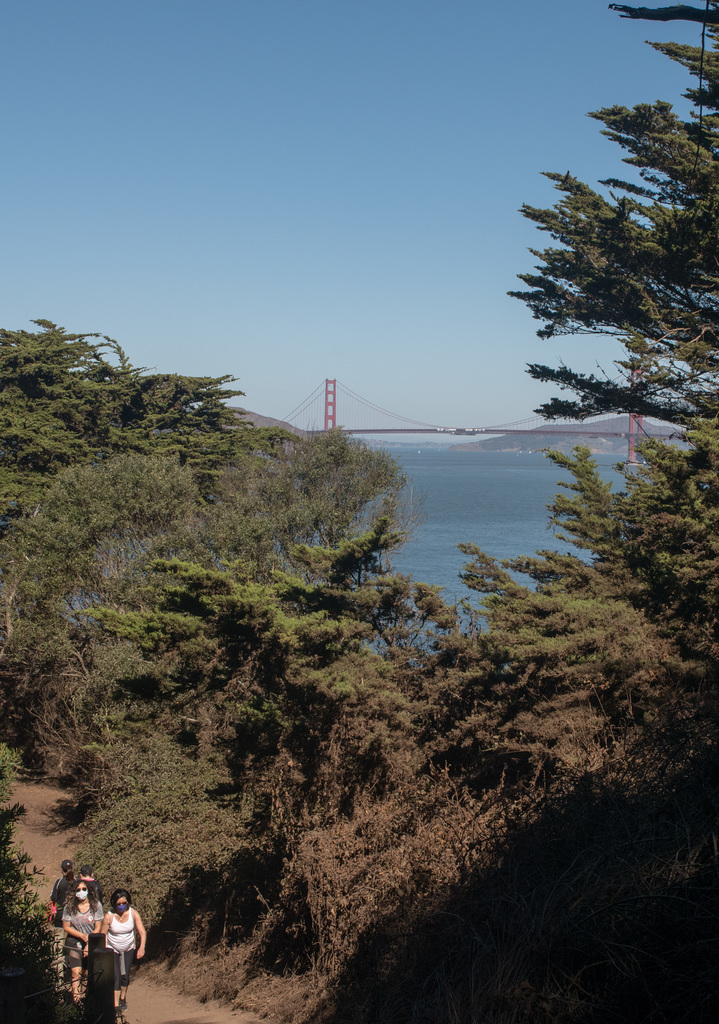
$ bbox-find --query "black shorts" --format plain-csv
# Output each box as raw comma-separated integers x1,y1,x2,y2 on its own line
111,948,135,989
64,939,86,969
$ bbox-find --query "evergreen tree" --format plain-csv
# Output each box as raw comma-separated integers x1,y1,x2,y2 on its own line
0,320,285,528
451,416,719,787
510,23,719,422
212,429,416,578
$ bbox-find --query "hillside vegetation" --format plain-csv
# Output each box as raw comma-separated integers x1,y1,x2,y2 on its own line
5,25,719,1023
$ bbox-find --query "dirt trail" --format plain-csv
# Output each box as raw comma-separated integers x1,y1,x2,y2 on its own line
12,780,265,1024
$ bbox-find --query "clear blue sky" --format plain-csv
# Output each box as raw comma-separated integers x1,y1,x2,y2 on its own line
1,1,704,427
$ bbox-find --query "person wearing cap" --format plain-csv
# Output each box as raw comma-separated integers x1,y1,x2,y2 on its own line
50,859,75,968
51,859,75,921
49,860,74,925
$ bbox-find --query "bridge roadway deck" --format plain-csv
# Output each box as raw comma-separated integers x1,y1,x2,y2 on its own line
342,427,683,438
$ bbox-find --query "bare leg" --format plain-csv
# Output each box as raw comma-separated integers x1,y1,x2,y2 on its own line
70,965,83,1002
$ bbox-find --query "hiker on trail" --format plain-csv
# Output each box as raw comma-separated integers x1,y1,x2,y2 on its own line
78,863,104,904
50,859,75,974
101,888,147,1016
50,859,74,930
62,877,104,1003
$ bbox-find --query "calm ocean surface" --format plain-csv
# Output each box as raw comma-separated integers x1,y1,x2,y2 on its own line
390,448,626,602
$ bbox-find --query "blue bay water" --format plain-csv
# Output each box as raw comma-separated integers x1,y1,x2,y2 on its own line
390,449,626,602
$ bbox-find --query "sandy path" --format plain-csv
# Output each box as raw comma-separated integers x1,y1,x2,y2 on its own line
12,780,265,1024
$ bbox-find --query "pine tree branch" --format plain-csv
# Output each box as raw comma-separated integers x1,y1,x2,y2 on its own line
609,5,719,23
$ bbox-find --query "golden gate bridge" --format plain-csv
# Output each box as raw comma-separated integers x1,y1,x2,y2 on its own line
282,379,683,461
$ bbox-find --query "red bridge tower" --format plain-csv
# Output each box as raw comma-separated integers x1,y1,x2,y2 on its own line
324,379,337,431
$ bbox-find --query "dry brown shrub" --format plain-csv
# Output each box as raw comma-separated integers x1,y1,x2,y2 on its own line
135,691,719,1024
347,695,719,1024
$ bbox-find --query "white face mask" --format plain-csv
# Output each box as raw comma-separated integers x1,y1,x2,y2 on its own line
77,889,89,899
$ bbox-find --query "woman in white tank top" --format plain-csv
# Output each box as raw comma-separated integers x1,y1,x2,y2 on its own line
101,888,147,1016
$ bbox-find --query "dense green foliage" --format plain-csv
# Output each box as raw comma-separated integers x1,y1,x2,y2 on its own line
6,30,719,1021
0,320,285,530
4,326,719,1022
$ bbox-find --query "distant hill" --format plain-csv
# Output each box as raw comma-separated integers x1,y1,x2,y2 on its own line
227,406,309,437
448,416,683,455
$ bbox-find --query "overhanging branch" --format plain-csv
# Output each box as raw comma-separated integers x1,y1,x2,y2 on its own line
609,4,719,22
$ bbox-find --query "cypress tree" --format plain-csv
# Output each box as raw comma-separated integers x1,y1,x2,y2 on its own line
0,320,284,528
510,21,719,422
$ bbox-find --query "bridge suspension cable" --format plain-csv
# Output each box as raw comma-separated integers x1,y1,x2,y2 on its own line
282,380,327,432
281,379,682,457
335,381,441,429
